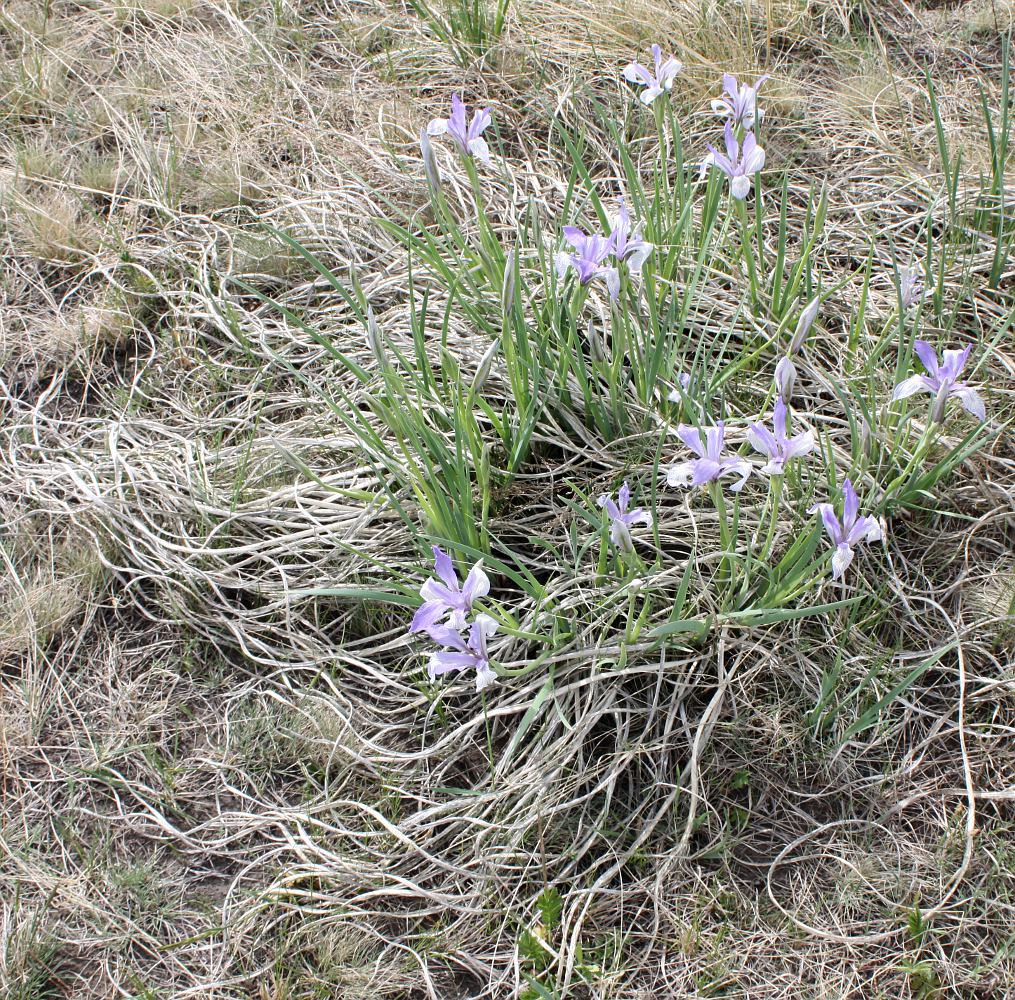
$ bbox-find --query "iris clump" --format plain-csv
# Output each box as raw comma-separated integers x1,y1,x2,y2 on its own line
391,47,993,702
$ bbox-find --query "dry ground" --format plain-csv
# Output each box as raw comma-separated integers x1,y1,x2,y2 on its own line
1,0,1014,997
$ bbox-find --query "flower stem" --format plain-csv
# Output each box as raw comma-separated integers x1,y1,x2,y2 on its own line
733,197,761,310
711,482,732,587
760,474,783,562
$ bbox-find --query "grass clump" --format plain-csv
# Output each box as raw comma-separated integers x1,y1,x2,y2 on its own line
0,0,1012,997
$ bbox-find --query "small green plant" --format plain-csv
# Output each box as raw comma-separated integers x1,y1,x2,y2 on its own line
407,0,512,65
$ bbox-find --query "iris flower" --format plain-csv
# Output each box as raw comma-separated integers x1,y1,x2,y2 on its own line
898,265,926,310
788,297,820,355
426,614,498,692
598,481,653,555
774,356,796,400
410,545,490,634
747,397,815,476
667,422,752,492
623,44,683,105
711,72,770,130
426,94,492,163
419,126,441,189
666,371,693,402
702,122,765,199
892,341,985,422
555,227,620,299
610,198,653,276
810,479,883,580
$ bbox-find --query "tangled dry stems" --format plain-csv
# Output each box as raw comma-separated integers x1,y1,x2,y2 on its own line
1,0,1014,997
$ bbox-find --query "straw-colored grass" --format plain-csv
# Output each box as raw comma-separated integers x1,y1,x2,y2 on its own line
1,1,1013,998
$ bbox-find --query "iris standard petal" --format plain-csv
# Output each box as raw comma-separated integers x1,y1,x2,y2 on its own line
742,142,765,175
913,340,939,376
841,479,860,530
617,481,631,513
419,577,457,605
658,58,682,87
747,423,778,458
468,107,492,139
432,546,458,587
723,121,739,162
703,423,726,461
676,424,706,457
940,347,971,380
461,562,490,604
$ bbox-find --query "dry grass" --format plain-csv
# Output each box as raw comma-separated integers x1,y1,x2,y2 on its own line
1,1,1014,998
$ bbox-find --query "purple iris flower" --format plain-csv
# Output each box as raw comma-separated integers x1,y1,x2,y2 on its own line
419,126,441,189
426,614,498,692
810,479,883,580
666,371,692,403
410,545,490,634
892,341,985,422
555,227,620,299
666,422,752,492
610,198,653,276
789,297,820,355
426,94,492,163
711,72,770,130
598,481,653,555
701,121,765,199
898,265,926,310
623,44,683,105
774,356,796,400
747,397,815,476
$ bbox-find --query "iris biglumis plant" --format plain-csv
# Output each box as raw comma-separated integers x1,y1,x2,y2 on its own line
876,338,992,515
